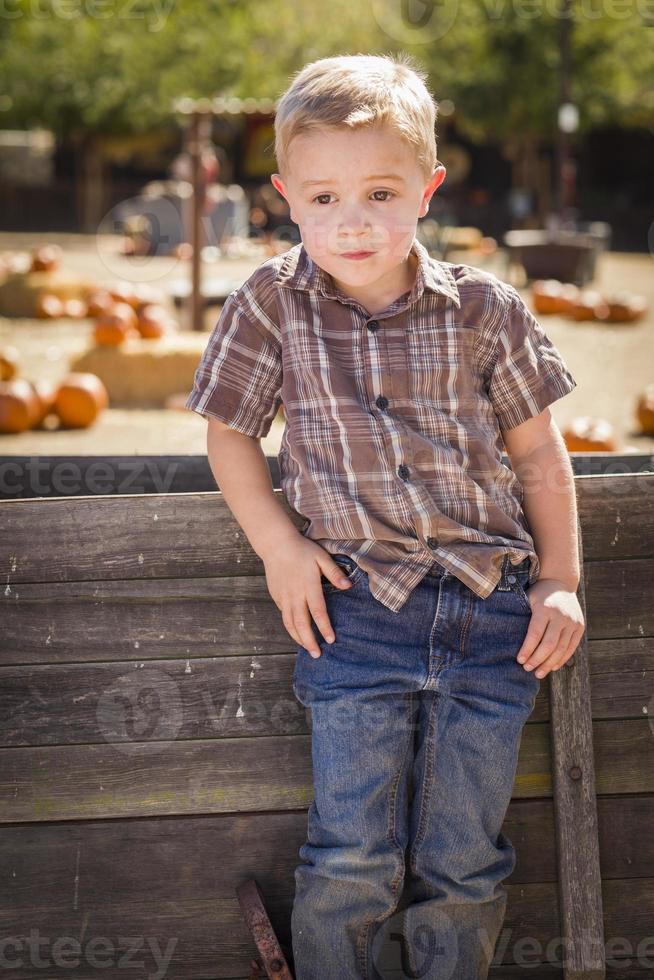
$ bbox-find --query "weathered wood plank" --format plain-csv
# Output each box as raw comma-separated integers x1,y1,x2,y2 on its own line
584,561,654,639
0,807,652,978
1,720,652,824
1,475,653,586
0,454,224,499
550,523,605,979
1,577,292,663
0,654,307,746
0,452,650,500
1,643,652,746
2,565,652,666
0,491,305,585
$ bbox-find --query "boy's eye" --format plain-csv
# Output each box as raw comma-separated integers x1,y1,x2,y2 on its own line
311,190,396,205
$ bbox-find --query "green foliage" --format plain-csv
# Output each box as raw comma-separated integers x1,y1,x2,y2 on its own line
0,0,651,139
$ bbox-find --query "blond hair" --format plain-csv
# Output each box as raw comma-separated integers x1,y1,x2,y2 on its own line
273,52,438,182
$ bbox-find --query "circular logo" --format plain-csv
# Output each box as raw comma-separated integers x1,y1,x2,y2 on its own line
370,0,460,45
371,906,459,978
96,667,184,755
95,195,184,282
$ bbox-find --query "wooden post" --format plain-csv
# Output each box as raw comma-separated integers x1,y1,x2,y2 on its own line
550,514,606,978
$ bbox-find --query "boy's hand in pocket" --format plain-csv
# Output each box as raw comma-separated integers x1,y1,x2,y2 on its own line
263,539,353,658
516,578,585,678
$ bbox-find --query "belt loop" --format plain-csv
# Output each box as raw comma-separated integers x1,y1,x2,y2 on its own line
497,553,511,591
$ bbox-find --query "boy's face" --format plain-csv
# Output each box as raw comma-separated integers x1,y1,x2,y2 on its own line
271,123,445,310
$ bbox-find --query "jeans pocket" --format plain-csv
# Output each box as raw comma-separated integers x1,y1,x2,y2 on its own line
321,553,363,593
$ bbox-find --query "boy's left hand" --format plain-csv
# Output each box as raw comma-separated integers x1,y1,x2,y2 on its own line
516,578,586,678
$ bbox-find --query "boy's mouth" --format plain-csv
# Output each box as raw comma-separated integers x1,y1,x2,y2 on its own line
340,250,375,260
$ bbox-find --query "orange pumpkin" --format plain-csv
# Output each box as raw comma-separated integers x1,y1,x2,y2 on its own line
531,280,566,315
31,244,63,273
27,379,58,428
63,298,88,319
93,302,140,346
108,281,141,310
562,416,617,452
35,292,65,318
0,346,20,381
53,372,109,428
635,385,654,435
604,291,647,323
570,290,609,322
137,304,175,339
0,378,40,433
93,319,139,347
85,288,115,318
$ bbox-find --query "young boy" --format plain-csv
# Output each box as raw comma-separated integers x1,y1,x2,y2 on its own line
185,53,585,980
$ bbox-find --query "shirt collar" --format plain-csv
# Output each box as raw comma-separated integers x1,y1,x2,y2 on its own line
276,235,461,310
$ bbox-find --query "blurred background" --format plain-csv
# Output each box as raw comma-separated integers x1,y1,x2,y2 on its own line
1,0,653,477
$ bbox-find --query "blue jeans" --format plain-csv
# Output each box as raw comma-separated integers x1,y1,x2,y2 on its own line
291,553,540,980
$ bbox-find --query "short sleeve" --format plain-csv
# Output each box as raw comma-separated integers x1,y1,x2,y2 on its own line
488,286,578,431
184,292,282,438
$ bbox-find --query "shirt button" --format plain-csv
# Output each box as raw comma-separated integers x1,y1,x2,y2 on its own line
427,536,438,549
398,464,410,480
376,395,389,410
367,320,379,332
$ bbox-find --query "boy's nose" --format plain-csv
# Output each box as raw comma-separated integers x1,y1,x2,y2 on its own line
338,209,371,236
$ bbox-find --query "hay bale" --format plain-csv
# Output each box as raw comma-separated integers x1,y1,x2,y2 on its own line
69,333,208,408
0,271,96,317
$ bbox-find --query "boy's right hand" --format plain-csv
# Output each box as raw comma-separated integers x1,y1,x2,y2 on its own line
262,539,354,658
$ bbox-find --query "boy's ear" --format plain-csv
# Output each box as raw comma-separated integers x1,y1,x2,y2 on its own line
271,173,296,223
420,165,446,217
270,173,287,200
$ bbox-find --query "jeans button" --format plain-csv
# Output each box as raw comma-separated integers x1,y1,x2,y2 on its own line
507,574,517,583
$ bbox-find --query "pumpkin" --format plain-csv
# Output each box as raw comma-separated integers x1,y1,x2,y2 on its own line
0,378,40,433
85,288,115,318
562,416,617,452
63,298,88,319
604,291,647,324
0,346,20,381
35,292,65,318
635,385,654,436
27,379,59,428
108,281,141,310
93,302,140,346
531,280,567,315
30,244,63,273
570,290,610,322
93,318,139,347
53,372,109,428
137,304,176,339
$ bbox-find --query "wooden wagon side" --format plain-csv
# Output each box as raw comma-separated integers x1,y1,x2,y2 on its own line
0,455,652,979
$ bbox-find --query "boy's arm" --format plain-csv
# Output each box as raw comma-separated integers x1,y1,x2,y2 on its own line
501,409,580,592
206,418,298,560
501,408,585,679
185,287,350,658
205,418,352,658
485,284,584,678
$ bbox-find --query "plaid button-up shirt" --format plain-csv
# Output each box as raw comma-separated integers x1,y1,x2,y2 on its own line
185,236,578,612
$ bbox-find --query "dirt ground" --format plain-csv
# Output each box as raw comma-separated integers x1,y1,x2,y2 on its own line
1,232,653,460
